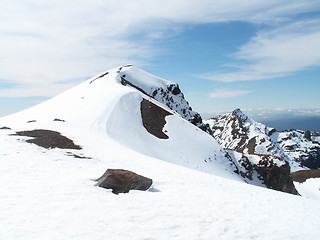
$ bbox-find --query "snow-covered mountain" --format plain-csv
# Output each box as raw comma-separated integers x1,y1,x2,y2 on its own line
0,66,235,178
1,66,319,239
205,108,320,172
0,66,298,192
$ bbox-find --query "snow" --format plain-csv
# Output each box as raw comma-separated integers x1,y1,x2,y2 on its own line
119,65,172,91
106,92,237,179
294,178,320,201
1,66,320,239
1,127,320,240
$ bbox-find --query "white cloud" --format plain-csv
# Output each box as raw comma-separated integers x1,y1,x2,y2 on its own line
210,89,251,98
202,19,320,82
1,0,320,96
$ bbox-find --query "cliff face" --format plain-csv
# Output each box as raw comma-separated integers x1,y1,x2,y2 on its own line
254,159,298,195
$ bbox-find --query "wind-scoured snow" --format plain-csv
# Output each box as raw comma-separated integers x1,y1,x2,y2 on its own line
1,66,320,239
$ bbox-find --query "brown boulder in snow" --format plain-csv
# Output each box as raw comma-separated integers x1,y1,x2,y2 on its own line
96,169,153,194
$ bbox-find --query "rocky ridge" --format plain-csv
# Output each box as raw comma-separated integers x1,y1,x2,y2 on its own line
205,109,320,172
117,66,211,133
113,66,298,194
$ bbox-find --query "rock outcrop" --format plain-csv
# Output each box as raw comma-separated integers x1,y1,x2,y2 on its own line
205,109,320,172
140,99,172,139
96,169,153,194
254,159,298,194
205,109,303,194
12,129,82,150
118,66,211,134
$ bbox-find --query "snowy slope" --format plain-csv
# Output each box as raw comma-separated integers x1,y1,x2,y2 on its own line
1,66,320,239
0,66,237,179
1,127,320,240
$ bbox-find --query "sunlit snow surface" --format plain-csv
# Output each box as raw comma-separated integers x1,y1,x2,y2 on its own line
1,66,320,239
294,178,320,201
1,128,320,240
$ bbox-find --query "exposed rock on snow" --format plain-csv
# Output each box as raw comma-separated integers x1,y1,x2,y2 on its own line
140,99,172,139
205,108,281,157
53,118,66,122
292,169,320,183
118,66,211,134
254,159,298,194
205,109,320,172
96,169,153,194
205,109,301,194
12,129,82,150
0,126,11,130
277,129,320,170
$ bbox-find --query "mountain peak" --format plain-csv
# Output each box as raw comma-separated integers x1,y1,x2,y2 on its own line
117,66,211,133
231,108,247,120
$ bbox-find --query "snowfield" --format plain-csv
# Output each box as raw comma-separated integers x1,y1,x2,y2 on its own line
1,66,320,239
1,128,320,240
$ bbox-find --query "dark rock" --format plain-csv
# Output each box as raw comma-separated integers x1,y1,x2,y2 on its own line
168,84,181,95
304,130,311,141
96,169,153,194
66,152,91,159
247,137,257,154
53,118,65,122
89,71,109,84
301,150,320,169
267,128,277,136
255,159,299,195
140,98,172,139
231,152,299,195
292,169,320,183
0,126,11,130
12,129,82,150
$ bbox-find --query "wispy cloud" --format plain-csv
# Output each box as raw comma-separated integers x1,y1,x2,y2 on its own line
210,89,251,98
201,18,320,82
1,1,320,97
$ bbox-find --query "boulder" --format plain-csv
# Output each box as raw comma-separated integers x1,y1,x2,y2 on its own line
96,169,153,194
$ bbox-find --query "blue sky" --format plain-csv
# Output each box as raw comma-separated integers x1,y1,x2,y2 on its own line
1,0,320,123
